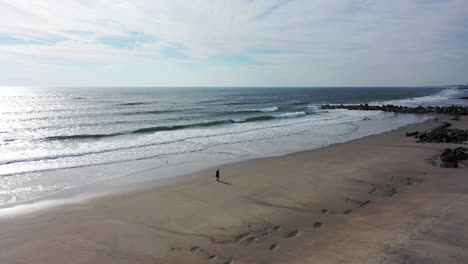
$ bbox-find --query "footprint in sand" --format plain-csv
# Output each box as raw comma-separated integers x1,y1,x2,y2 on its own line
246,237,258,245
360,200,372,208
407,177,424,185
190,246,224,262
190,247,201,253
273,225,282,231
286,230,300,238
269,243,279,250
235,232,252,243
388,188,397,196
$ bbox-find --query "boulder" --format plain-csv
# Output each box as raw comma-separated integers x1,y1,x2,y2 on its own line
439,147,467,168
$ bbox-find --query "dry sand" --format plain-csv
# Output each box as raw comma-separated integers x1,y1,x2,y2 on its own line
0,115,467,264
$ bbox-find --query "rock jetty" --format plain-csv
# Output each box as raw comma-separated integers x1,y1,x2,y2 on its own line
319,104,468,116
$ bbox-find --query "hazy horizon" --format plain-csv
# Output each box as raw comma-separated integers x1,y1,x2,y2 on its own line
1,0,467,87
1,85,463,89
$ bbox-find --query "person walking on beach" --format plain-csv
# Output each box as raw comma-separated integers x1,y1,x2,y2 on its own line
216,169,220,182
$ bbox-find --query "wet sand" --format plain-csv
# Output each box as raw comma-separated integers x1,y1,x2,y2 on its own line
0,115,467,264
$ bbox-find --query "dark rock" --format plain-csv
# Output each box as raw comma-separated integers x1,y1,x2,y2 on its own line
439,147,467,168
409,123,468,144
441,148,452,156
319,104,468,116
406,131,419,137
441,160,458,168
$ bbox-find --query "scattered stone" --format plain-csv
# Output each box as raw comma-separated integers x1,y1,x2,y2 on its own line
208,255,217,261
313,222,323,228
273,225,282,231
344,209,353,215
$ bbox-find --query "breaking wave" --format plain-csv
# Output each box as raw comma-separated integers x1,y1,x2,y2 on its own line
45,111,308,141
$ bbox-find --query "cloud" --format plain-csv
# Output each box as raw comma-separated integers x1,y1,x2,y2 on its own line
0,0,467,86
253,0,292,20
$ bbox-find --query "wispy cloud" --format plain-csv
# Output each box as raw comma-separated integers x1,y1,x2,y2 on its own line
253,0,292,20
0,0,467,86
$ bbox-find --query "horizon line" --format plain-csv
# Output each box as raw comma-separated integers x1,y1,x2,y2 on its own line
1,85,463,89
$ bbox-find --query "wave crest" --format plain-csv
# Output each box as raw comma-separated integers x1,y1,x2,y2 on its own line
277,111,307,118
45,112,308,141
230,106,278,114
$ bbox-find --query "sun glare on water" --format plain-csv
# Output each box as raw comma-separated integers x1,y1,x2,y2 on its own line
0,87,32,114
0,86,30,96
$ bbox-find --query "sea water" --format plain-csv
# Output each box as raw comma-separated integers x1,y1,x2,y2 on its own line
0,87,467,207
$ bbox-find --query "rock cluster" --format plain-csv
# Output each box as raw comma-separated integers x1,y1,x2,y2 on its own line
320,104,468,116
406,122,468,143
439,147,468,168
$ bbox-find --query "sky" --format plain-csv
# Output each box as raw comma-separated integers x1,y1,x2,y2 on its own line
0,0,467,87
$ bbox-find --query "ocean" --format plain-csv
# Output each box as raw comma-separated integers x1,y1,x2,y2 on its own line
1,87,467,208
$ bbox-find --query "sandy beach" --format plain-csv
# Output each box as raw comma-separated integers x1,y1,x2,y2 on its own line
0,115,467,264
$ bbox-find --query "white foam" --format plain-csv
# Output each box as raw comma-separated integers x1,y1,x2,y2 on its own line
238,106,279,113
258,106,278,112
277,111,307,118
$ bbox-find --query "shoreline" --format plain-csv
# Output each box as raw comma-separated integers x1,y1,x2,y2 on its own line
0,112,429,212
0,114,467,263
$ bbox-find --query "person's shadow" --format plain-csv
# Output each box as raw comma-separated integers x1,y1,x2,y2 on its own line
217,180,232,185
